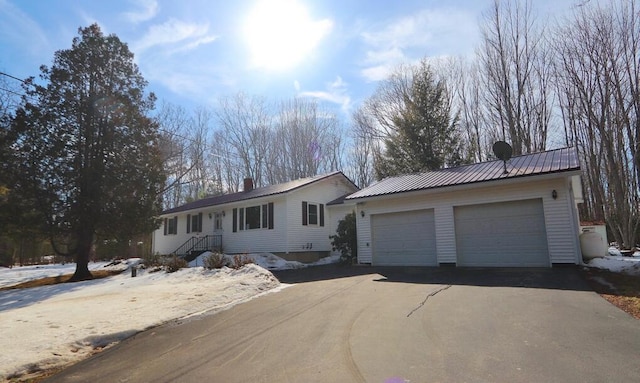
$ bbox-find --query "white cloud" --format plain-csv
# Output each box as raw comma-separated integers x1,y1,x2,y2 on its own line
132,18,216,53
298,76,351,112
122,0,159,24
359,8,478,82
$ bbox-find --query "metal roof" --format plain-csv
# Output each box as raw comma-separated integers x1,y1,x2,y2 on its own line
346,147,580,200
162,171,356,215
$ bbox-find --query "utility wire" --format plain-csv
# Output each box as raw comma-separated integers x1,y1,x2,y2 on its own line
0,71,28,83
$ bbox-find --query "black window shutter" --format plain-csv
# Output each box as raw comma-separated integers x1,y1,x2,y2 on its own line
187,214,191,233
232,208,237,232
239,208,245,230
319,204,325,227
164,218,168,235
268,202,274,229
262,204,268,228
302,201,308,226
198,213,203,232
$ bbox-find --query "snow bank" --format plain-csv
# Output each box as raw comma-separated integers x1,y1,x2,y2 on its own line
188,251,340,270
587,249,640,276
0,263,280,380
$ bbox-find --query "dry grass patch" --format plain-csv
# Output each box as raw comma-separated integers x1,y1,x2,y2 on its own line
583,267,640,320
0,269,124,291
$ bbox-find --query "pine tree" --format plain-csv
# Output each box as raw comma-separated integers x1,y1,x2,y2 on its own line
375,60,465,179
8,24,165,281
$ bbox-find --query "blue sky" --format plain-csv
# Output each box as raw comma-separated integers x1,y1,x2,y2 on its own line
0,0,578,117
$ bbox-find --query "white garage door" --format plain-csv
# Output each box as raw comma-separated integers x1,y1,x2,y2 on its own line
371,209,437,266
454,199,549,267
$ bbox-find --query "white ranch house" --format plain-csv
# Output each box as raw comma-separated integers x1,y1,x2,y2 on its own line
153,147,585,267
152,172,359,262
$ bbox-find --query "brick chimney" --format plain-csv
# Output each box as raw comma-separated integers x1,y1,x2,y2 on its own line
243,177,254,192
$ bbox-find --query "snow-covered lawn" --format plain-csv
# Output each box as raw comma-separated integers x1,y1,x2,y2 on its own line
0,253,339,380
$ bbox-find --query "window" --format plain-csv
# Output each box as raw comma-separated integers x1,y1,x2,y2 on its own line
302,201,324,227
246,206,261,229
186,213,203,233
308,203,318,225
163,216,178,235
233,203,274,232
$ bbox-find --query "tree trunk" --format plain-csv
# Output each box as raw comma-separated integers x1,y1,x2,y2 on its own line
68,228,94,282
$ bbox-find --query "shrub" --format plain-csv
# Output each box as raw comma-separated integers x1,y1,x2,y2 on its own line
142,252,163,268
203,252,228,269
330,212,357,265
165,256,188,273
231,254,254,269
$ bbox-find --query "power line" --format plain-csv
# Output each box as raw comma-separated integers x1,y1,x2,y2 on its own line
0,86,23,98
0,71,28,83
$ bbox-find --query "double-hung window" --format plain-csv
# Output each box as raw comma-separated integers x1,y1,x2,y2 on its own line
302,201,324,227
187,213,203,233
163,216,178,235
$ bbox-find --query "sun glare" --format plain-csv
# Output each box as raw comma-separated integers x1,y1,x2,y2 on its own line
244,0,332,70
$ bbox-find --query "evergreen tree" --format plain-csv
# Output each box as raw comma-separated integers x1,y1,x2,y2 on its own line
374,60,465,179
8,24,165,281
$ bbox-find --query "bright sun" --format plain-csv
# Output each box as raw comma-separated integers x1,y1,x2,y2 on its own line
244,0,332,70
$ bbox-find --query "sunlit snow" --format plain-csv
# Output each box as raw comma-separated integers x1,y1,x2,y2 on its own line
0,252,341,380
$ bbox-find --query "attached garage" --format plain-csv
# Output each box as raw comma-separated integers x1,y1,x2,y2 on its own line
371,209,437,266
348,147,583,267
454,199,550,267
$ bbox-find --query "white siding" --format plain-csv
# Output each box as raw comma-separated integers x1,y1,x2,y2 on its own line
152,208,223,255
152,173,358,257
435,206,456,263
357,205,373,263
285,176,358,254
355,176,581,266
224,196,287,254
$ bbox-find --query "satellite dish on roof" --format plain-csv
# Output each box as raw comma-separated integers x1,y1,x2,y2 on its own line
492,141,512,174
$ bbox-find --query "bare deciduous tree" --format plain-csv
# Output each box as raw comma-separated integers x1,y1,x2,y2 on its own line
479,0,552,155
215,93,271,188
553,0,639,249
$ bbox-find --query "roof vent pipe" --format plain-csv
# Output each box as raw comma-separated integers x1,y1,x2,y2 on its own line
243,177,254,192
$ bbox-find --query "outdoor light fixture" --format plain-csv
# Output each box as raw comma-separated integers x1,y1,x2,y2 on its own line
208,212,212,219
360,210,365,217
552,190,558,199
222,211,226,217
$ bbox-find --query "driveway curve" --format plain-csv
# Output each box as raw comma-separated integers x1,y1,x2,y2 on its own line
45,266,640,383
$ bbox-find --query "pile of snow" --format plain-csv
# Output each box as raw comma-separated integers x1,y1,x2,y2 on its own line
188,251,340,270
586,247,640,276
0,262,281,380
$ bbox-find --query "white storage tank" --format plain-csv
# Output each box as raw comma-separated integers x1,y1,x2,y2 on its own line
579,227,607,260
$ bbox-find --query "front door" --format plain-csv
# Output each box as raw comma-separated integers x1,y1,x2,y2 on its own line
214,212,223,234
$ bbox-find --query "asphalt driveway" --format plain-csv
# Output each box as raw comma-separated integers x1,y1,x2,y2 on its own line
46,265,640,383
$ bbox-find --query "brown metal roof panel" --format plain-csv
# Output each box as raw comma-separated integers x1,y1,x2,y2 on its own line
540,149,554,173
